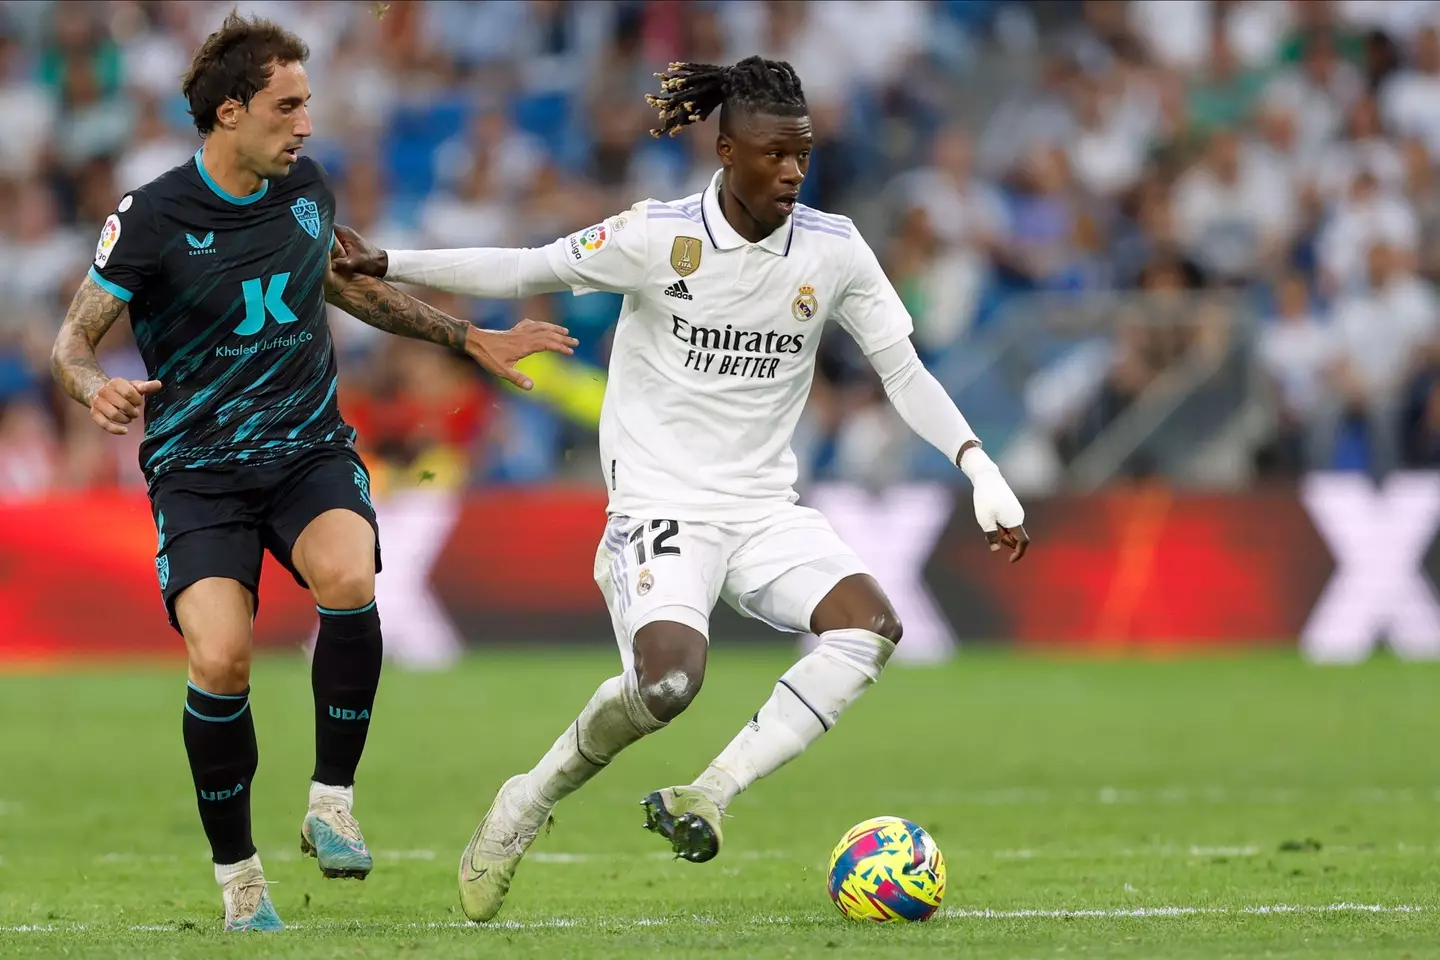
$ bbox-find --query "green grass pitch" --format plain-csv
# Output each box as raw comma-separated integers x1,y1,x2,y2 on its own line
2,648,1439,958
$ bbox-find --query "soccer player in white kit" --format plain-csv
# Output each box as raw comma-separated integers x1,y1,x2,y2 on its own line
332,56,1029,922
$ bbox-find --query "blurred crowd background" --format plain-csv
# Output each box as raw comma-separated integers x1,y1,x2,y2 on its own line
1,0,1438,501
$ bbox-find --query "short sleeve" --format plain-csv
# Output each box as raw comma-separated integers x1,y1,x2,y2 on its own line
834,227,914,356
88,191,162,303
543,203,649,295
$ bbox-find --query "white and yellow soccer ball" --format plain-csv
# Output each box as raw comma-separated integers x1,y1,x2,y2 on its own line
826,816,946,922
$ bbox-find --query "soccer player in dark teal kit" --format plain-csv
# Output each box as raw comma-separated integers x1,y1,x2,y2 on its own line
49,13,577,932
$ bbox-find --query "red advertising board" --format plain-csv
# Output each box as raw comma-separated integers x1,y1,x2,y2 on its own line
0,487,770,664
1,477,1435,663
924,486,1334,650
0,490,317,661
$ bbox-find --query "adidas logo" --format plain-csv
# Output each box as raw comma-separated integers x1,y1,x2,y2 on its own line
663,280,694,301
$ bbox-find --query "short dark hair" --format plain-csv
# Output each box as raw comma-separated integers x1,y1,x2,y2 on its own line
645,56,806,138
181,11,309,137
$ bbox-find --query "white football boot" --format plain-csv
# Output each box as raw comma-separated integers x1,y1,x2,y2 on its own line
457,775,550,922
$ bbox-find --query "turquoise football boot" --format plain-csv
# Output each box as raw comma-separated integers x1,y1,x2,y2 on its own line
222,867,284,932
301,799,374,879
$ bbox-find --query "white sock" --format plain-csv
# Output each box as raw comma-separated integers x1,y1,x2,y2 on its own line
215,852,262,886
309,781,354,811
692,628,894,809
516,671,666,827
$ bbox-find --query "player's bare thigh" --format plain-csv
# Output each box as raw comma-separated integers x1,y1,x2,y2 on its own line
290,508,377,610
174,577,256,694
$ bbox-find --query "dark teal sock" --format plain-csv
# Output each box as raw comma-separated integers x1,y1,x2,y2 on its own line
183,683,258,864
311,601,383,786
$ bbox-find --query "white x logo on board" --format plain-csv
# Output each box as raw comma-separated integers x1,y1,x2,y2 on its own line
1300,472,1440,663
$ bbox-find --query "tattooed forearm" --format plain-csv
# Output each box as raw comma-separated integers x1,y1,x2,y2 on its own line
326,274,470,352
51,277,126,406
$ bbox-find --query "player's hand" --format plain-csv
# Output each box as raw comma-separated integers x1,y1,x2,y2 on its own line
89,378,162,436
331,224,388,279
958,443,1029,563
464,319,580,391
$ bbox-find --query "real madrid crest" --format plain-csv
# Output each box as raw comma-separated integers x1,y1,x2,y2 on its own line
636,568,655,596
670,237,702,277
792,284,818,323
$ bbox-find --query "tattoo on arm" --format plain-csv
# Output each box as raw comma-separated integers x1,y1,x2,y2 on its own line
51,277,126,406
326,274,470,352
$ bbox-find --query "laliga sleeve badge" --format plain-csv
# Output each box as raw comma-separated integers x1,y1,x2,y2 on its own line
94,214,121,268
670,236,701,277
567,221,610,263
792,284,818,322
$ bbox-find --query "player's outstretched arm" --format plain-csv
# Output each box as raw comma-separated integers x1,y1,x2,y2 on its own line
324,241,578,391
51,276,163,435
331,224,573,300
866,339,1029,562
334,209,649,301
837,228,1028,561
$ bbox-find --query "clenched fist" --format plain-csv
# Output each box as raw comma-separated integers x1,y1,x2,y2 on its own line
88,378,162,436
958,442,1030,563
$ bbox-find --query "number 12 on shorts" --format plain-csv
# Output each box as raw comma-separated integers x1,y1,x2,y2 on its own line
629,520,681,565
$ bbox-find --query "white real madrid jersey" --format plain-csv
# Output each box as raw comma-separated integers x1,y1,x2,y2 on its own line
544,170,914,522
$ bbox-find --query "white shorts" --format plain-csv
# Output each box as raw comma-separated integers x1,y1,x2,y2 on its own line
593,503,872,668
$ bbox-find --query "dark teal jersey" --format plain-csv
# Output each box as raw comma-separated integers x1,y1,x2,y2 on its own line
89,150,353,481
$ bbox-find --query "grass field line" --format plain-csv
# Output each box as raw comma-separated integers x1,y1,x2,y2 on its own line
1,903,1431,934
910,787,1440,806
941,903,1432,919
83,849,795,867
73,842,1440,868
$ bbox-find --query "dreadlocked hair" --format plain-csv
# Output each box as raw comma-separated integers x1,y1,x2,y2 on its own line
645,56,806,138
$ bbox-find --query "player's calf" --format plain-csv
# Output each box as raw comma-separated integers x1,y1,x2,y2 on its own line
300,599,380,879
677,576,900,833
291,509,382,878
175,580,270,921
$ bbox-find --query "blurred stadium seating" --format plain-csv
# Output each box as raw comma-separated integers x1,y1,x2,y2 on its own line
5,0,1439,498
4,0,1440,661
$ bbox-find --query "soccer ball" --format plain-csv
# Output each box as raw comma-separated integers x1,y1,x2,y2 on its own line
826,816,946,922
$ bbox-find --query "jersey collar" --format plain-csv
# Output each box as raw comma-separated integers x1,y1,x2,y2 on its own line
700,169,794,256
193,148,270,206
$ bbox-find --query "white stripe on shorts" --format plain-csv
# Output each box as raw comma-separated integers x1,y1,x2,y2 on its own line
605,517,631,613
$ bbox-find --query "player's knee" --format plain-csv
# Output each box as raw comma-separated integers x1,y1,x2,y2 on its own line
636,661,704,721
189,649,251,695
866,609,904,645
632,621,708,721
307,558,374,610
